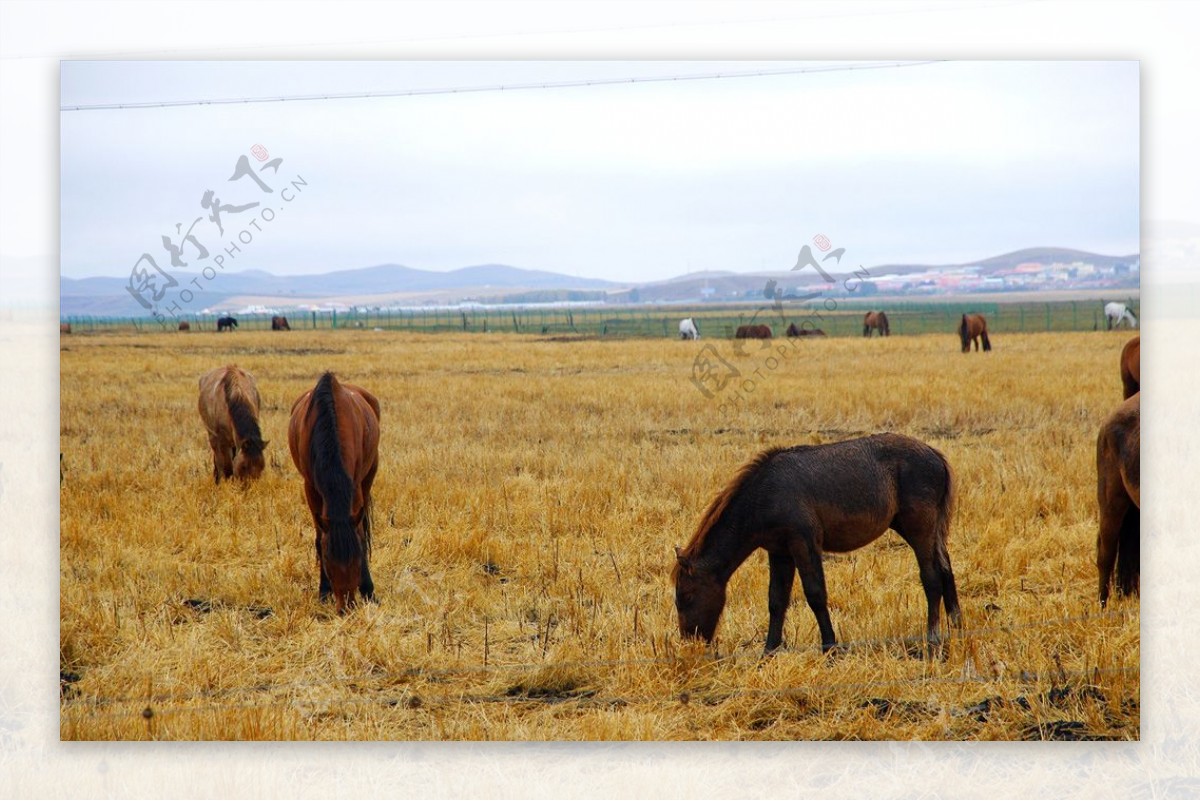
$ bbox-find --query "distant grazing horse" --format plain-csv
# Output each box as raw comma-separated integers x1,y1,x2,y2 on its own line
288,372,381,613
217,316,238,332
198,365,267,483
1120,336,1140,400
735,324,772,339
786,323,826,337
679,318,700,340
178,321,191,332
60,323,71,335
1096,392,1139,607
673,433,961,655
863,311,890,337
1105,302,1138,330
958,313,992,352
272,315,291,331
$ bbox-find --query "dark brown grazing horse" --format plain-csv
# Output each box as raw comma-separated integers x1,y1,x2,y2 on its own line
1120,335,1140,400
958,313,992,352
1096,392,1139,607
272,315,291,331
178,321,191,332
60,323,71,335
198,365,267,483
735,324,773,339
863,311,890,337
288,372,381,613
217,316,238,332
673,433,961,655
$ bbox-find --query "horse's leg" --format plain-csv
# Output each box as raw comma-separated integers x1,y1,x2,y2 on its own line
304,482,331,601
208,435,223,483
789,534,836,652
1096,481,1131,607
764,551,796,653
211,434,235,482
894,510,947,657
357,460,379,603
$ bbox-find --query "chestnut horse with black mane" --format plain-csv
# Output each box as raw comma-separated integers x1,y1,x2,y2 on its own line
958,313,991,352
1096,392,1139,607
673,433,961,656
1120,335,1140,399
863,311,890,337
288,372,381,613
198,365,267,483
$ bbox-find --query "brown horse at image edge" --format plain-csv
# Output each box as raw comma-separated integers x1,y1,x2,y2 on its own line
1120,335,1140,399
288,371,381,613
1096,392,1139,607
673,433,962,656
197,365,268,483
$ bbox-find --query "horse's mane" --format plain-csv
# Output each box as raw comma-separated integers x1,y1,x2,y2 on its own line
673,447,785,579
309,372,368,559
222,368,264,455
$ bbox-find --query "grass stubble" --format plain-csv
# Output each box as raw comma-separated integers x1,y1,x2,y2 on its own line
59,328,1139,740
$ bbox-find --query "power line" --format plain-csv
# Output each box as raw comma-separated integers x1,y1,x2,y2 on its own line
59,60,946,112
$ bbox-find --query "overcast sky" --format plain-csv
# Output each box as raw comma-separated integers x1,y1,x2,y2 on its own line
59,60,1139,282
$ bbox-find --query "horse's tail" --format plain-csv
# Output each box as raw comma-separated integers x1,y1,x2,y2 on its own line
309,372,360,564
1115,505,1140,597
222,368,264,453
880,312,889,336
931,447,961,623
980,325,992,352
932,449,955,561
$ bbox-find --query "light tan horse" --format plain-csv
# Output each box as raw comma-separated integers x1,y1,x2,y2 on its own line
1096,392,1140,606
198,365,268,483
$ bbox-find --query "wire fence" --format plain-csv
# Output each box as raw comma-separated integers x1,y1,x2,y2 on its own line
61,608,1139,727
61,299,1140,339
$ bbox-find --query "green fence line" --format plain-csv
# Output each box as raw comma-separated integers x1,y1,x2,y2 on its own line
61,299,1138,339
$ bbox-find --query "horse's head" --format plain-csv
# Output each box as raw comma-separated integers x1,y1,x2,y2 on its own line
673,547,726,642
234,439,268,480
320,509,367,614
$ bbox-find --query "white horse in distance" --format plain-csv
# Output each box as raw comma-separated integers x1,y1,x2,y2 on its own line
679,318,700,340
1104,302,1138,330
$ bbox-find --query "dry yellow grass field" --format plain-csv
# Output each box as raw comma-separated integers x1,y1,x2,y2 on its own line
59,327,1139,740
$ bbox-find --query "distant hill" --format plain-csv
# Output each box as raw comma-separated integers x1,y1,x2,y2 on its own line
865,247,1138,277
60,263,622,315
60,248,1138,316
